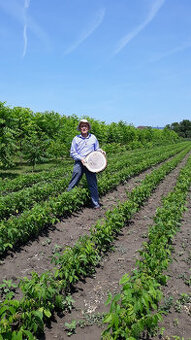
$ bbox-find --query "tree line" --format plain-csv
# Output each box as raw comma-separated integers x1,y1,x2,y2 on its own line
166,119,191,138
0,101,180,169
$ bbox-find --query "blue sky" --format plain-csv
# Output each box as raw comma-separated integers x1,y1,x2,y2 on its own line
0,0,191,127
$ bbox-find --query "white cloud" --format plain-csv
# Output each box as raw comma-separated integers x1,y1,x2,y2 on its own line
64,8,105,55
114,0,166,54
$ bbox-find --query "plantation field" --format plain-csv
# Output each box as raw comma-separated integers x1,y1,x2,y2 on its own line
56,152,190,340
0,142,191,340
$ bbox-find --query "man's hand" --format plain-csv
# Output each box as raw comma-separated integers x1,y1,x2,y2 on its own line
99,149,106,156
81,158,87,165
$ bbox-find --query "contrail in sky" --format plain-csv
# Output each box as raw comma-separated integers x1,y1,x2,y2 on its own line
22,0,31,57
64,8,105,55
0,0,49,55
150,41,191,62
114,0,165,54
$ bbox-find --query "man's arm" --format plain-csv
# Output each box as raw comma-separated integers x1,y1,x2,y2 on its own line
70,138,83,161
94,136,106,155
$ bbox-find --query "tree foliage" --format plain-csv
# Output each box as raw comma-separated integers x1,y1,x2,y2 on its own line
0,101,181,169
0,102,17,168
22,126,50,170
166,119,191,138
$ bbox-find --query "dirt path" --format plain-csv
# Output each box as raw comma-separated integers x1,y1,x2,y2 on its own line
40,154,191,340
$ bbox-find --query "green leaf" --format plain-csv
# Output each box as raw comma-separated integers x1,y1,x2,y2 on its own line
43,309,51,318
23,329,37,339
103,314,113,324
119,273,130,285
105,292,113,305
12,330,23,340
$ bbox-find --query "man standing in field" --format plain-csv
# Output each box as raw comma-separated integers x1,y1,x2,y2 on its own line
67,119,104,209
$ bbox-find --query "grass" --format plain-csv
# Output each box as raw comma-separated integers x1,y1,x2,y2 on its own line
0,157,72,180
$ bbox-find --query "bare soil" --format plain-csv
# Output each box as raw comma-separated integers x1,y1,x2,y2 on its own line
0,153,190,340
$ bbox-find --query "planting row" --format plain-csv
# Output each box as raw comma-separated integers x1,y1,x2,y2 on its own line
0,143,188,196
101,143,185,176
0,146,139,195
0,143,187,220
0,147,190,339
98,143,188,194
0,145,190,256
102,157,191,339
0,162,72,195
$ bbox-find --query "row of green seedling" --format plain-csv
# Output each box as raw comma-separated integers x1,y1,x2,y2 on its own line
101,143,185,176
0,162,73,195
1,143,184,197
0,145,138,195
102,155,191,340
0,145,166,219
0,144,190,255
97,144,191,195
0,142,187,196
0,143,186,220
0,147,189,339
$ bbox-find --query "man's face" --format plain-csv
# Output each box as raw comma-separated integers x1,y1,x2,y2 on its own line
80,123,89,134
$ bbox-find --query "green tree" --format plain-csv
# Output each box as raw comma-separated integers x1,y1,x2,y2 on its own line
0,102,17,168
11,106,34,161
34,111,63,139
47,139,68,162
166,120,191,138
22,127,50,170
179,120,191,138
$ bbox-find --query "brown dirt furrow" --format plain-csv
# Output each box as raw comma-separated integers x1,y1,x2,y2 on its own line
41,154,191,340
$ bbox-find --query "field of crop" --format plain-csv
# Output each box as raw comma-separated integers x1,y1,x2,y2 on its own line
0,142,191,340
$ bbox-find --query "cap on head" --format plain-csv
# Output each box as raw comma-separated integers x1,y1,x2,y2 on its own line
77,119,91,131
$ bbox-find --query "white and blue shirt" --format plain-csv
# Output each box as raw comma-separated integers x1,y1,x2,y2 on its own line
70,133,99,161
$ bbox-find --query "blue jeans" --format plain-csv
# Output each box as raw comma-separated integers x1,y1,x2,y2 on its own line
67,161,100,207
